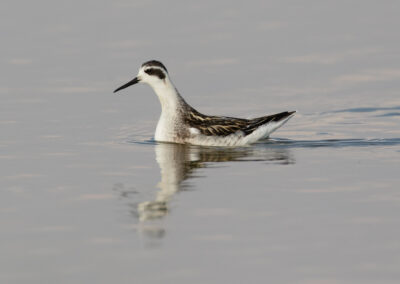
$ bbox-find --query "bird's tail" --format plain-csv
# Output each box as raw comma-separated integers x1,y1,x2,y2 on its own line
242,111,296,143
243,111,296,135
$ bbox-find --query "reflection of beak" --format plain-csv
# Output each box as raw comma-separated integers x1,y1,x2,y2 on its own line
113,77,140,93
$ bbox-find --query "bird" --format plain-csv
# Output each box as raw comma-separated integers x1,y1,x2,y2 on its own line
114,60,295,146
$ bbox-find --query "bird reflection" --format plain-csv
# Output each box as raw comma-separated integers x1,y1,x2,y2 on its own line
114,142,294,227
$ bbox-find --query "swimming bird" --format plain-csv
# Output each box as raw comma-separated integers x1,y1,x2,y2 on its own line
114,60,295,146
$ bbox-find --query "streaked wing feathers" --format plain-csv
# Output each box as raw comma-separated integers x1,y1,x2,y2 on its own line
185,109,295,137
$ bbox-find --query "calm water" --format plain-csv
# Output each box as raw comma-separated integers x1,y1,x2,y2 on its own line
1,1,400,283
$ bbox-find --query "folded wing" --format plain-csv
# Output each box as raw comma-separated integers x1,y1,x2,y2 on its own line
185,108,295,137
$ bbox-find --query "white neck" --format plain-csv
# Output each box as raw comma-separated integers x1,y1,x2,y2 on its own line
148,78,186,142
149,78,184,111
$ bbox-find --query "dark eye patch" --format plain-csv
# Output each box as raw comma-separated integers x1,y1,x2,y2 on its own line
144,68,166,79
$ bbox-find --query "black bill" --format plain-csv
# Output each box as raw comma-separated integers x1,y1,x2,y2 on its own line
113,77,140,93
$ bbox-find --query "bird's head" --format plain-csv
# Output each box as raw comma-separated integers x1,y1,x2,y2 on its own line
114,60,169,93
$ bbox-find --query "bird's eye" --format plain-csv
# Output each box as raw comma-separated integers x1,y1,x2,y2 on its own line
143,68,166,79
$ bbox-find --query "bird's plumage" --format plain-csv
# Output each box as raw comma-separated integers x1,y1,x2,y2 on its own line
114,60,295,146
183,104,294,137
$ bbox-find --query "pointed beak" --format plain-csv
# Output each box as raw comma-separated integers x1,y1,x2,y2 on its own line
113,77,140,93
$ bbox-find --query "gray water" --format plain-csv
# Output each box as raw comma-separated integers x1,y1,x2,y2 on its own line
1,1,400,283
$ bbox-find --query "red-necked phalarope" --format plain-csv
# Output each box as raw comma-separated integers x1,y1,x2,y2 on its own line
114,60,295,146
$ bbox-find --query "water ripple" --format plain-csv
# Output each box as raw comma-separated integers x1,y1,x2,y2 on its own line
262,138,400,148
323,106,400,114
126,137,400,149
375,112,400,117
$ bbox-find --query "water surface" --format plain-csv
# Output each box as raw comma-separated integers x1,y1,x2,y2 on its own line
1,1,400,283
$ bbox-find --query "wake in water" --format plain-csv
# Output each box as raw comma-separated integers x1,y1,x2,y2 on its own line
127,137,400,149
122,105,400,149
322,106,400,115
259,138,400,148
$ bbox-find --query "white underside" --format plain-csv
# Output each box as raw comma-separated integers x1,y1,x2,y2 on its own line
155,114,295,147
154,112,179,142
146,75,295,147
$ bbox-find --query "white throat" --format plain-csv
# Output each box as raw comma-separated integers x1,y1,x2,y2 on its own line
149,78,181,111
146,78,185,142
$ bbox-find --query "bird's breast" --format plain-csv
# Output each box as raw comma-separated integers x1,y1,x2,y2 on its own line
154,112,188,143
